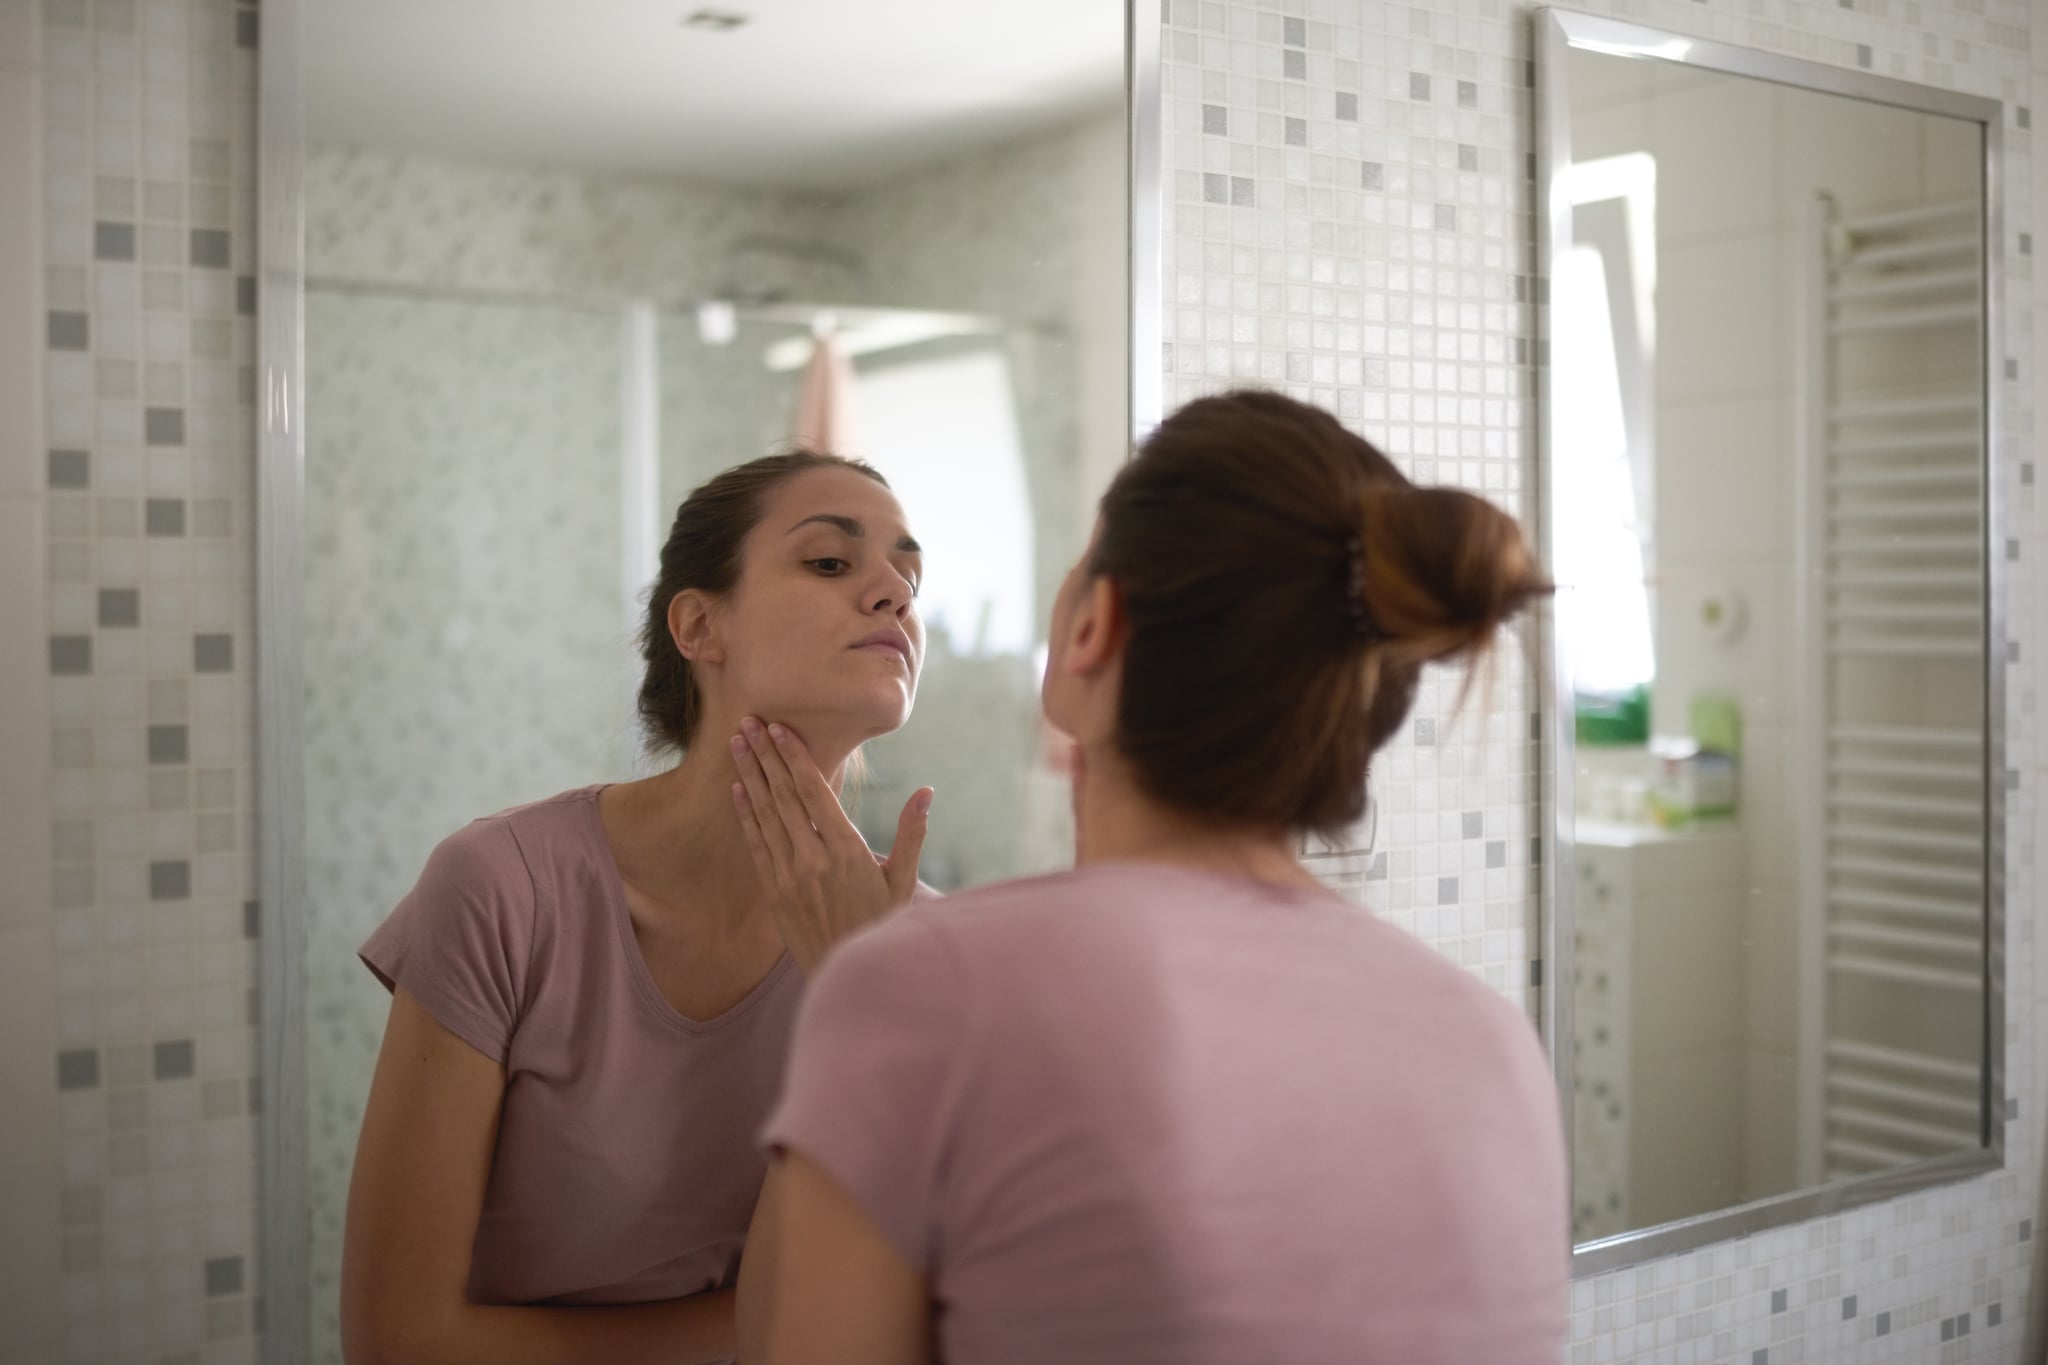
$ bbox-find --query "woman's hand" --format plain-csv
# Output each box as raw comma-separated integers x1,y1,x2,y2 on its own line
729,716,933,976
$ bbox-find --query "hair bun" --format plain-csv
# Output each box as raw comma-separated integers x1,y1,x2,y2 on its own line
1354,484,1551,665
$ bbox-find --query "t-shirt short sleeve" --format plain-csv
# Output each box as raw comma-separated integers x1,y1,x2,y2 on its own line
359,818,536,1065
759,912,971,1274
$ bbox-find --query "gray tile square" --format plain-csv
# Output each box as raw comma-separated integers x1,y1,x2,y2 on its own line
1486,840,1506,869
1435,203,1456,230
1229,177,1254,207
1438,877,1457,905
235,7,257,47
243,900,260,939
94,221,135,260
153,1039,195,1080
2021,232,2033,256
2020,106,2032,130
48,449,89,488
1459,143,1478,172
1366,852,1387,882
1202,104,1226,134
1942,1318,1956,1342
49,312,89,350
1876,1311,1891,1335
1284,116,1305,146
146,497,187,536
1283,49,1304,79
1282,15,1304,45
196,633,234,672
98,588,139,627
1409,72,1429,100
50,635,92,675
1202,172,1227,204
1361,161,1383,190
148,725,188,764
1843,1295,1857,1320
1990,1303,2002,1327
1753,1352,1768,1365
1856,43,1872,66
1462,812,1482,838
1772,1288,1787,1313
57,1049,99,1090
189,228,229,269
1413,717,1434,745
1335,91,1356,121
237,275,257,315
205,1255,243,1296
149,860,190,901
1457,79,1478,108
145,408,185,446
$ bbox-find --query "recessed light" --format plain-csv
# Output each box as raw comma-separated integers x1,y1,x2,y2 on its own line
682,10,750,31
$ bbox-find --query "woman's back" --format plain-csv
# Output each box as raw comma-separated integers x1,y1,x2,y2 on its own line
765,863,1569,1364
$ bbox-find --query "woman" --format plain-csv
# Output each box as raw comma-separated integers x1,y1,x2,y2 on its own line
736,390,1569,1363
340,451,934,1365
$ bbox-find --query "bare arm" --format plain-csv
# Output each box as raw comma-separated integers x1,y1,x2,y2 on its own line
341,987,737,1365
739,1151,929,1365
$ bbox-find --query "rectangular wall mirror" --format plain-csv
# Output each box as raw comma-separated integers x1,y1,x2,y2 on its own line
262,2,1159,1356
1536,10,2005,1272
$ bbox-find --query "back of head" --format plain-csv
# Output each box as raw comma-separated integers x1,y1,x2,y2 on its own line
1091,389,1551,840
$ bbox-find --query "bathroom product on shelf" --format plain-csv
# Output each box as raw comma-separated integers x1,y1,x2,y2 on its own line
1645,737,1737,828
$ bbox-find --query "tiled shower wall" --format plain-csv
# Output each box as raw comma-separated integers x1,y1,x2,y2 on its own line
4,0,264,1361
1158,0,2039,1359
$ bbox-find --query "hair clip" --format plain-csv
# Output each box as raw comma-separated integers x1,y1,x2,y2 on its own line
1345,535,1386,643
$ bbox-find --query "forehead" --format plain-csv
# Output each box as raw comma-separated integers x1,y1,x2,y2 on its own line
760,465,912,536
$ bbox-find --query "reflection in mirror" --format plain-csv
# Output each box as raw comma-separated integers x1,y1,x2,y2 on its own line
1549,35,1992,1250
298,2,1127,1355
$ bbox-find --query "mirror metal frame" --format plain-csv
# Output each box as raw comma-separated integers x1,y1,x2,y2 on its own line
1535,7,2007,1276
253,4,1165,1360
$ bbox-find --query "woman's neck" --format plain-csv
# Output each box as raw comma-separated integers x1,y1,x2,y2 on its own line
1072,745,1324,894
604,713,859,933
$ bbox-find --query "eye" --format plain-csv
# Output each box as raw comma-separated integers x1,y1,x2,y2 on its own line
806,557,850,575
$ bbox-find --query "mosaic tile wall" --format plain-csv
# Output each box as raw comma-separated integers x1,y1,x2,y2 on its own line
29,0,265,1361
1159,0,2040,1359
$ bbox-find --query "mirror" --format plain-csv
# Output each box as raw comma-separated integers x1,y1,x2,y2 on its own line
290,1,1139,1355
1538,11,2004,1268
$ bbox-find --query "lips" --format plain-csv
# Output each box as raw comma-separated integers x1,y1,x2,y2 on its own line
852,628,913,662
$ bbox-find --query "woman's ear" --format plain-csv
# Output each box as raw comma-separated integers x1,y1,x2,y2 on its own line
1059,575,1125,678
668,590,724,665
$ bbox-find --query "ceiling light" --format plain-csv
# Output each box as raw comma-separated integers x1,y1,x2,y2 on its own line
681,10,750,32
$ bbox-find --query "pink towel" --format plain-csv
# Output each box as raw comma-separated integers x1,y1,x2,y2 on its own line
792,333,857,453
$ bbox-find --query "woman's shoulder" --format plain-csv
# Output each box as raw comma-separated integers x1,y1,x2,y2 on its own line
417,786,607,895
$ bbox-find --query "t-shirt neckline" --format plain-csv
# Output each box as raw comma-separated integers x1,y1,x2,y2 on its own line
580,784,796,1036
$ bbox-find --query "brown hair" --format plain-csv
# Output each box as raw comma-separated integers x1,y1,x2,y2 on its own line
1089,389,1551,839
638,450,890,754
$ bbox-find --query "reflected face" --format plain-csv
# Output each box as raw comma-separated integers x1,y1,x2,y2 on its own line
715,466,925,741
1039,517,1102,735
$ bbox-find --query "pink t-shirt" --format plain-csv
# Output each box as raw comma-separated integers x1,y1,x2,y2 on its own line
360,786,800,1308
763,864,1568,1364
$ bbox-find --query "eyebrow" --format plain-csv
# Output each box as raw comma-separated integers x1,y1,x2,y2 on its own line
786,513,922,555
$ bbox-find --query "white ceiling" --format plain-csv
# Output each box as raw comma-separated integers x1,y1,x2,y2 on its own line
305,0,1125,191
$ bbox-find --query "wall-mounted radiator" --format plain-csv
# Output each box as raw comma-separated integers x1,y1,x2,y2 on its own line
1796,192,1986,1186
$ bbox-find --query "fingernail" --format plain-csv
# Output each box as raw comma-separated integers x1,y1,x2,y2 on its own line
731,782,747,804
730,735,747,756
768,723,788,744
917,789,935,815
741,717,762,738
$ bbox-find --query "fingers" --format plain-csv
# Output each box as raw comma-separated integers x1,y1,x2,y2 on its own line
737,718,826,854
759,723,865,853
730,732,797,866
730,781,778,881
882,788,934,902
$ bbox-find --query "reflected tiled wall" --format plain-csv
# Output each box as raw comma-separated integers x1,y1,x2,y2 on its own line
22,0,265,1360
1160,0,2037,1359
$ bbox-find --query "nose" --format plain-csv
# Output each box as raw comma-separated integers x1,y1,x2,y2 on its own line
865,563,916,618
